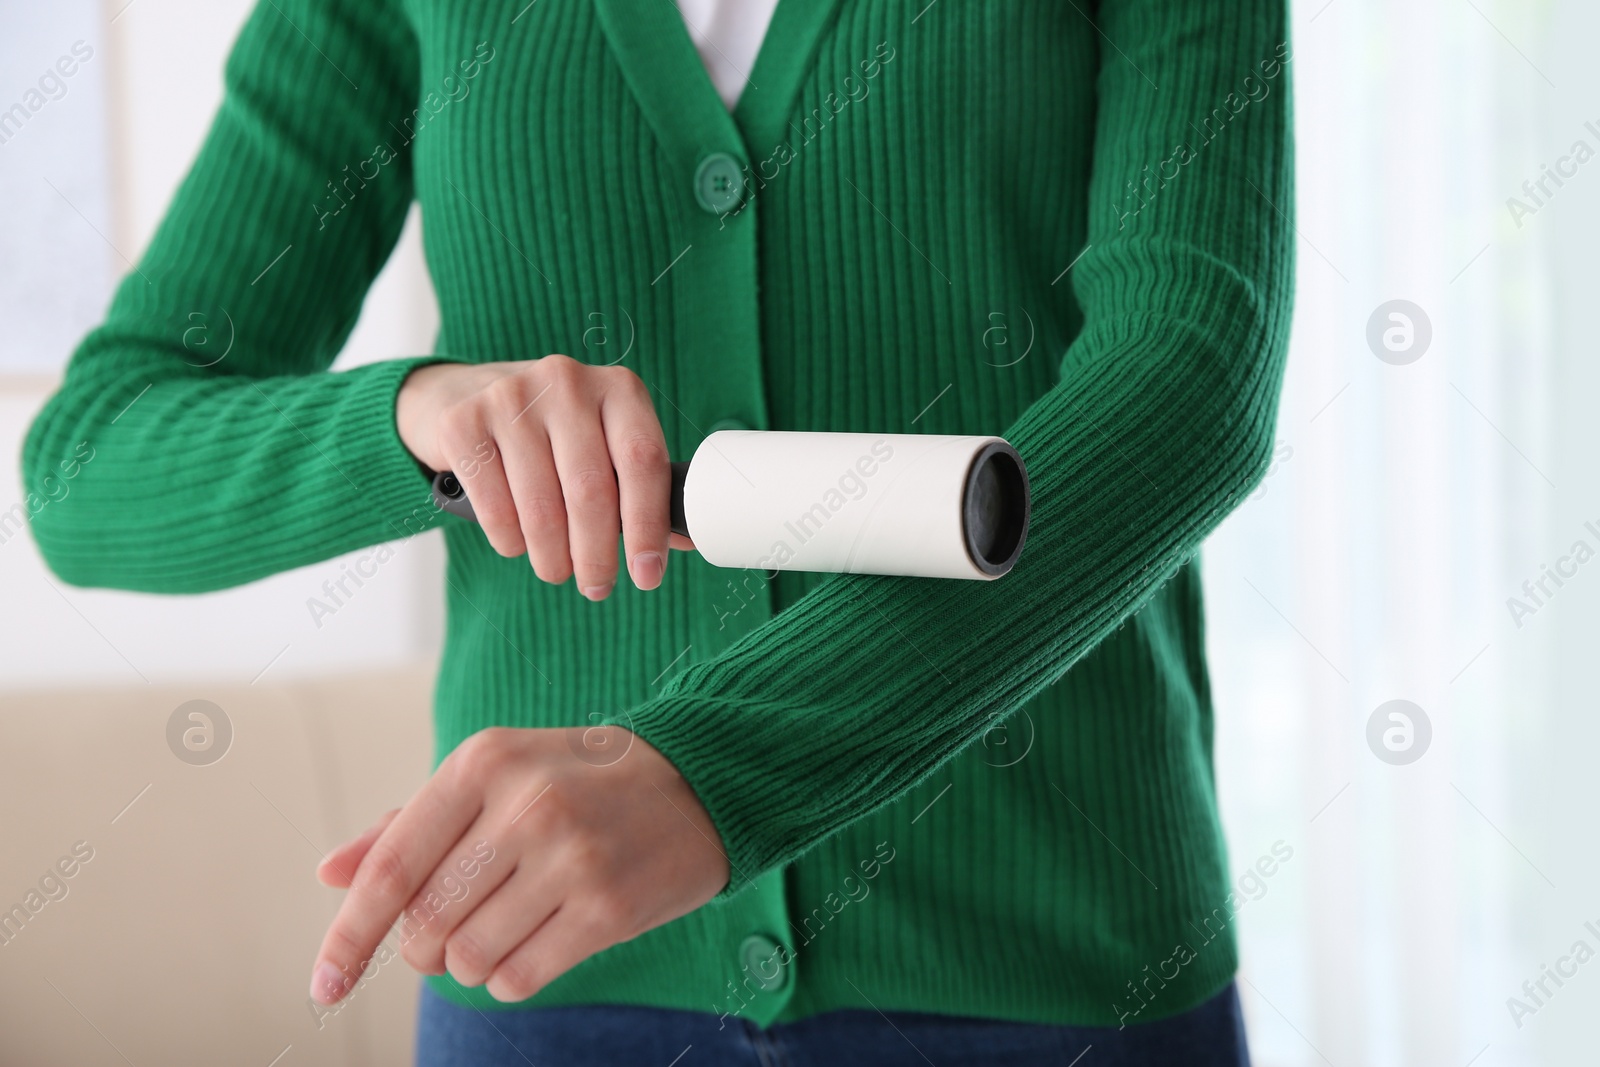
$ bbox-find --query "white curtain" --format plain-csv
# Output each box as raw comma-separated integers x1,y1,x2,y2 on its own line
1209,1,1585,1064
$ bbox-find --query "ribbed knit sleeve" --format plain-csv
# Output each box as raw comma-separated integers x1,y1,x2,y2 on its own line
21,0,443,592
627,0,1295,896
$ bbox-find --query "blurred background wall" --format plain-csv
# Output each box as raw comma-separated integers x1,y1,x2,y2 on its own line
1,1,1597,1064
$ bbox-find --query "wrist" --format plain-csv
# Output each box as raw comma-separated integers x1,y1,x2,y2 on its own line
395,361,461,471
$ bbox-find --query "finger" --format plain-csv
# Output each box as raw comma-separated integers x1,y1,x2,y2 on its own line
442,866,564,989
669,533,695,552
395,823,516,977
440,425,525,558
317,808,400,888
484,905,613,1003
599,373,671,591
547,411,621,601
309,774,483,1005
498,420,572,584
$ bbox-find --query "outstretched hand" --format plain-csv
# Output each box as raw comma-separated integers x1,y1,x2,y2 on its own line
308,726,728,1005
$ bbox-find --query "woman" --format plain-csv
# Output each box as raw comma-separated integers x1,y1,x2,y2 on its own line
25,0,1294,1063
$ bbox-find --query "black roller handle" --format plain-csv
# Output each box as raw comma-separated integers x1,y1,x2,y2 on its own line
432,463,692,538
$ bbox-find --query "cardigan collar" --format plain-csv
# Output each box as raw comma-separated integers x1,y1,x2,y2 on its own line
594,0,844,171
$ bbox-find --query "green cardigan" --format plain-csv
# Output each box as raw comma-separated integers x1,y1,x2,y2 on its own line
24,0,1293,1029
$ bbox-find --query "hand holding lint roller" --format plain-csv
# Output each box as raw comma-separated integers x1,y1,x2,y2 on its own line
433,431,1030,580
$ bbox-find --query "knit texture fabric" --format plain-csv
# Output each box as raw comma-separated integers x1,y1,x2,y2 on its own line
24,0,1294,1029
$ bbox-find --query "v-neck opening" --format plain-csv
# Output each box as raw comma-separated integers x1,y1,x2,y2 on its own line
594,0,842,170
732,1,845,156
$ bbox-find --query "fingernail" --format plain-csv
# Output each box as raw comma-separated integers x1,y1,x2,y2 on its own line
581,583,613,602
632,552,664,589
311,961,346,1004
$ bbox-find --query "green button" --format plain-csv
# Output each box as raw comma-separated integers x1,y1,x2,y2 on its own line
707,418,749,434
694,153,745,214
739,934,789,992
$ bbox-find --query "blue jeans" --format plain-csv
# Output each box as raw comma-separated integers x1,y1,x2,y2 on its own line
415,982,1249,1066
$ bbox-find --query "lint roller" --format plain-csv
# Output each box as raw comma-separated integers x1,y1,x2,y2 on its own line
431,431,1031,580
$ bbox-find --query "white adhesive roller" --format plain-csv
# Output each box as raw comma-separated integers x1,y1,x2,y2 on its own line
431,430,1031,580
681,431,1030,580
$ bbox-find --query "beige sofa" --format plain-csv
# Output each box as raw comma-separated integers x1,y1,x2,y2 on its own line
0,666,438,1066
